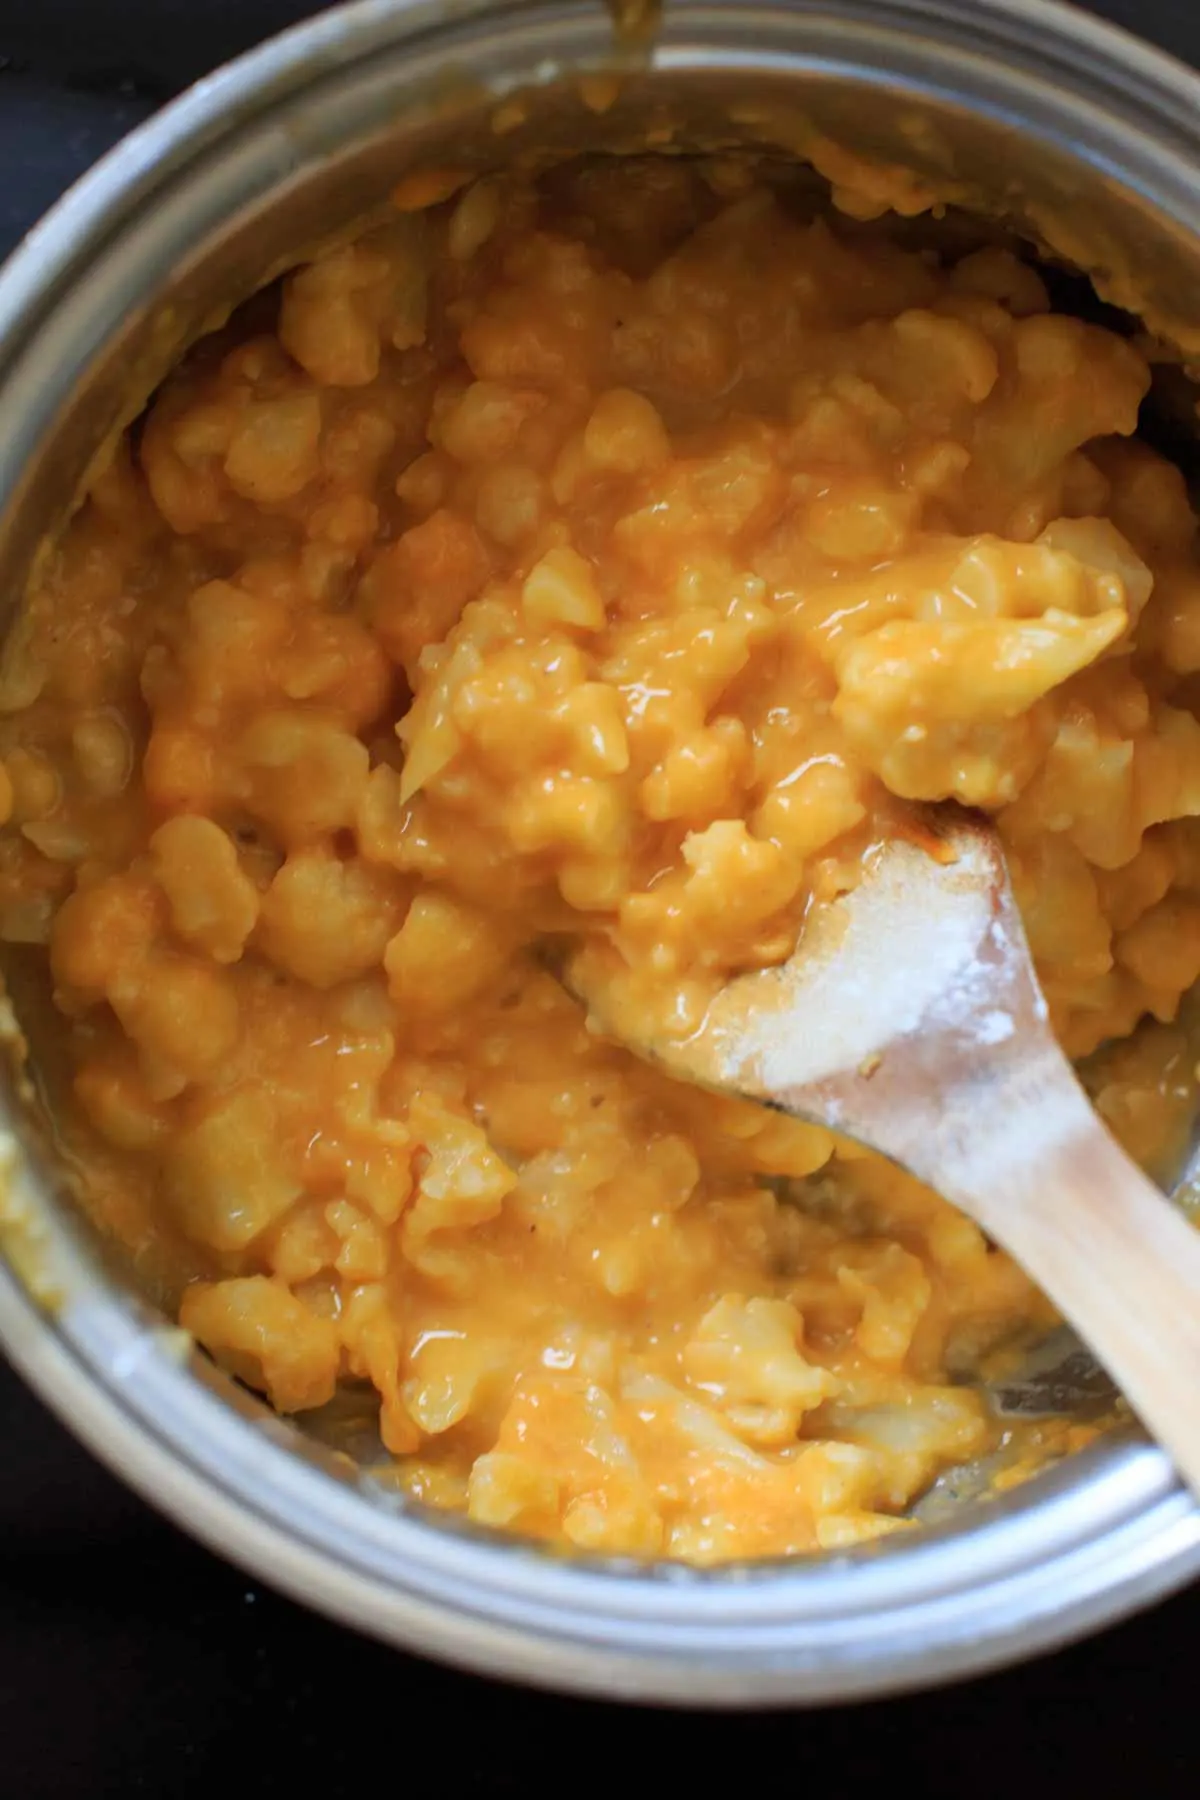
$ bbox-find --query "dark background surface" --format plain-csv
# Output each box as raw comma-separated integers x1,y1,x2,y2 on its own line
3,3,1200,1793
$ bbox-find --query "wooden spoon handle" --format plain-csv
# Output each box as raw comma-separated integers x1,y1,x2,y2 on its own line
941,1063,1200,1498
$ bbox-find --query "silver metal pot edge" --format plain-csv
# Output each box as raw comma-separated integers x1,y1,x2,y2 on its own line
3,0,1200,1705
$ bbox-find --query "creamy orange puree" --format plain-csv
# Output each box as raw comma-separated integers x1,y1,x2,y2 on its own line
3,157,1200,1562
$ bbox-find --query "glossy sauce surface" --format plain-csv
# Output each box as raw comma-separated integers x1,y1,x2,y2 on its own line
3,158,1199,1560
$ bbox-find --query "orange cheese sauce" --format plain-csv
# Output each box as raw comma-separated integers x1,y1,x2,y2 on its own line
3,156,1200,1561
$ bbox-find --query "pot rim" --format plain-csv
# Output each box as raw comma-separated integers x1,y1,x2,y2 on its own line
3,0,1200,1706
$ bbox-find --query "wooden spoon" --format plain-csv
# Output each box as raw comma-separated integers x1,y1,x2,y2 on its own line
568,805,1200,1497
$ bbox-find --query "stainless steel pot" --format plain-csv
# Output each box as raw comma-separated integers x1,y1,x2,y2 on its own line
3,0,1200,1707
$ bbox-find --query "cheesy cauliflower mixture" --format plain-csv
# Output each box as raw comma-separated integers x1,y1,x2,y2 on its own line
2,156,1199,1562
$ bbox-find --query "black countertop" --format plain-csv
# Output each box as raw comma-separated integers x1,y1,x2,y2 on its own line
3,5,1200,1793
